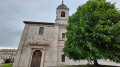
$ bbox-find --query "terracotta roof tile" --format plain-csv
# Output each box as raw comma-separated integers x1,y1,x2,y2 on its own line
0,49,17,52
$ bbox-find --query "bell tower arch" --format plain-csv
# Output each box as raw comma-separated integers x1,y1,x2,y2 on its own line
55,1,69,25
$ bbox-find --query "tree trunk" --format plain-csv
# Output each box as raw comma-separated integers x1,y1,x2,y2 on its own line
93,60,99,66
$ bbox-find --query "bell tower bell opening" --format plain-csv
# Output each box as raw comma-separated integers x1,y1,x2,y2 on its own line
61,11,65,17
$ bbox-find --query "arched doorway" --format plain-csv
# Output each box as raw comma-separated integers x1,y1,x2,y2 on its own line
31,50,42,67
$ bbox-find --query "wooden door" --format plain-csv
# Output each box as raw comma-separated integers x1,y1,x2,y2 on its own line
31,50,42,67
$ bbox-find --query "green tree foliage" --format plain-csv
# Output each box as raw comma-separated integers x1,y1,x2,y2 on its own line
4,58,11,63
63,0,120,64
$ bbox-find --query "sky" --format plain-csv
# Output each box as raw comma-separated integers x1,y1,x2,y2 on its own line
0,0,120,49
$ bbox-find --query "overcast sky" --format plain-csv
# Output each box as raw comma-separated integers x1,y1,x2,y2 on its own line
0,0,120,49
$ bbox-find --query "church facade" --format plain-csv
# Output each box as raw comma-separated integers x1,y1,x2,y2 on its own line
13,2,80,67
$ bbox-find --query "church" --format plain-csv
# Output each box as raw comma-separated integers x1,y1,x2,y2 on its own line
13,1,120,67
13,1,80,67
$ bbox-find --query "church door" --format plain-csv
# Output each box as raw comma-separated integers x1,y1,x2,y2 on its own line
31,50,42,67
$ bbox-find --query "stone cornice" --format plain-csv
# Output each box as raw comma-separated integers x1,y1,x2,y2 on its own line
23,21,55,25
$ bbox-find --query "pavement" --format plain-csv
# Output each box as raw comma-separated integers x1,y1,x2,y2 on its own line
75,59,120,66
98,59,120,66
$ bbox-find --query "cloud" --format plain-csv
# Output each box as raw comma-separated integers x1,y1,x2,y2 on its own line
0,0,120,49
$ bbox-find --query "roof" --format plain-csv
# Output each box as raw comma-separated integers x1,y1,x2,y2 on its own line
57,1,69,9
23,21,55,25
0,49,17,52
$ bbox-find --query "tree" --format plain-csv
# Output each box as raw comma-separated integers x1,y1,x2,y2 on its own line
63,0,120,65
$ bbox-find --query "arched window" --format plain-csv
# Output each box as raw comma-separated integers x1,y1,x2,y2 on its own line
61,11,65,17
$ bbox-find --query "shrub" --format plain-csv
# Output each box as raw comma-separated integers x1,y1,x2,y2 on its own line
4,58,11,63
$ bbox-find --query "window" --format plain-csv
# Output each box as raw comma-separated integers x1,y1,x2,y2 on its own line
62,33,65,38
62,55,65,62
39,27,44,34
61,11,65,17
9,56,10,58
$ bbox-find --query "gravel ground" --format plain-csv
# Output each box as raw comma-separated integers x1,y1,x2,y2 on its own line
98,60,120,66
74,60,120,66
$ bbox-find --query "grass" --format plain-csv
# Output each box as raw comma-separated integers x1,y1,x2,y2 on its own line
0,63,13,67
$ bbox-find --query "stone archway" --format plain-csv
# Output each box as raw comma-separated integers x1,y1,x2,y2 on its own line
31,50,42,67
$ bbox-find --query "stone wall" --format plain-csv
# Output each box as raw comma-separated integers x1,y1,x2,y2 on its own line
13,24,57,67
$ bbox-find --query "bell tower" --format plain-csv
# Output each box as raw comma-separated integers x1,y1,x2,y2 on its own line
55,1,69,25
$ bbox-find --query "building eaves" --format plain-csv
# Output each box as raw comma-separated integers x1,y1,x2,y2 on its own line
0,49,17,52
23,21,55,25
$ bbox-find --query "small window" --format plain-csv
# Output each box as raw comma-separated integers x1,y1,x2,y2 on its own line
39,27,44,34
62,33,65,38
62,55,65,62
9,56,10,58
61,11,65,17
